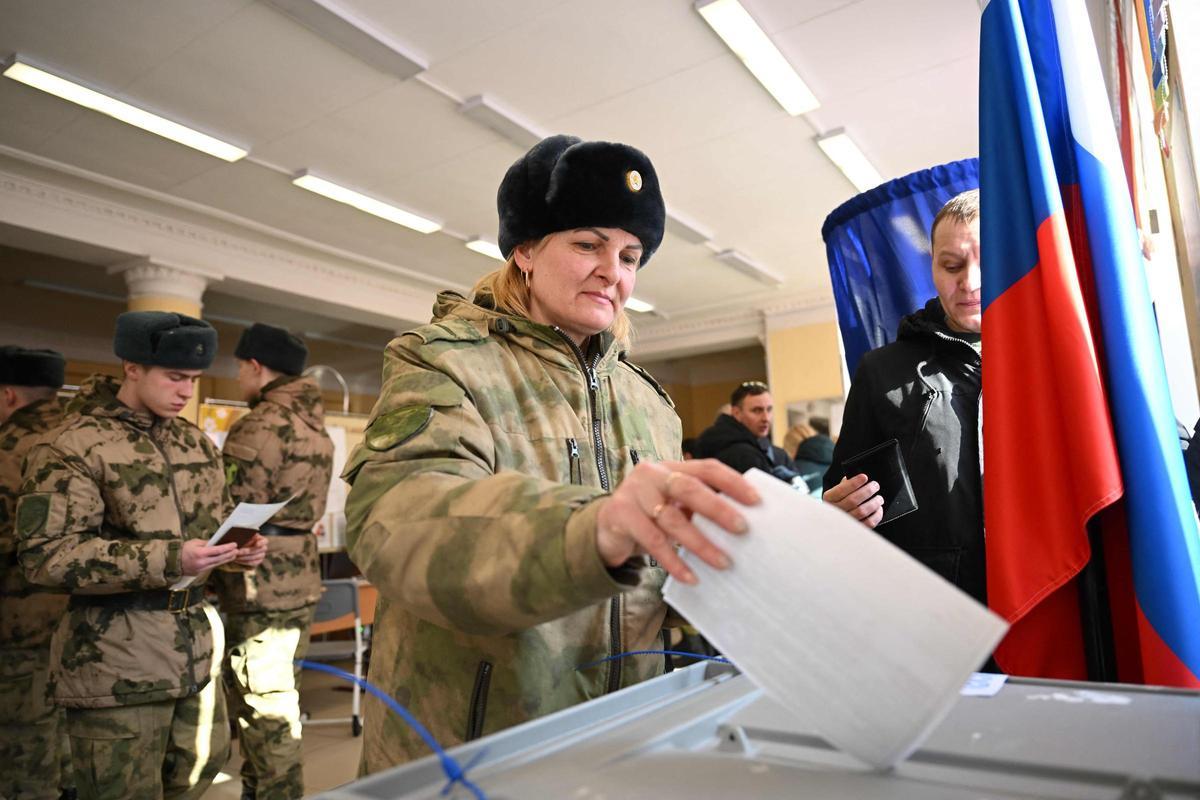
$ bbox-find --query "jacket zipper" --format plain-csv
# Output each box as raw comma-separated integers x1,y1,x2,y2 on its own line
607,594,623,693
567,437,582,484
466,660,493,741
630,449,640,465
552,329,624,692
142,421,200,694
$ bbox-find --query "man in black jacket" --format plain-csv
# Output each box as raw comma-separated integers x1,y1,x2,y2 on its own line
824,190,986,604
695,382,802,485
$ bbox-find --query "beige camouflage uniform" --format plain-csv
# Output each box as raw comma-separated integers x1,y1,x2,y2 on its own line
1,396,70,800
343,291,682,772
15,375,231,800
213,374,333,800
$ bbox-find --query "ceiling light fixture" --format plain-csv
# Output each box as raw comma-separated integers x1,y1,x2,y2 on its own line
664,207,714,245
263,0,426,79
714,248,784,286
625,297,656,314
292,171,441,233
694,0,819,116
1,57,248,162
815,129,883,192
458,95,545,149
465,237,505,261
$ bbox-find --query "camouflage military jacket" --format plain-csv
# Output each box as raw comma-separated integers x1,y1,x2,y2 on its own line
16,375,230,709
214,374,333,612
1,397,67,649
343,291,682,770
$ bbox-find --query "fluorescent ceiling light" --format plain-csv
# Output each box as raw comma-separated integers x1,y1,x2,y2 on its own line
465,237,505,261
695,0,819,115
664,207,714,245
2,58,247,162
292,171,441,233
625,297,656,313
714,248,784,286
264,0,426,79
459,95,544,148
816,129,883,192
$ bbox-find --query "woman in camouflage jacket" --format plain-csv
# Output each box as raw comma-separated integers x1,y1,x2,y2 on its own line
342,136,758,772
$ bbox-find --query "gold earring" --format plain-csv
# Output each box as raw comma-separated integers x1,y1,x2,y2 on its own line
523,270,530,289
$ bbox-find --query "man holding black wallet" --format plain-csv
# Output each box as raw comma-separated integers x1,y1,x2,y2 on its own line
824,190,987,605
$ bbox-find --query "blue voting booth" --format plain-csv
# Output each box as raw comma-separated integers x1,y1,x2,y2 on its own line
822,158,979,375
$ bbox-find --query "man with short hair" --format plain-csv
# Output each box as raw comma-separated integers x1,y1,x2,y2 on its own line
0,346,71,800
16,311,268,800
694,381,801,484
213,322,333,800
824,189,986,604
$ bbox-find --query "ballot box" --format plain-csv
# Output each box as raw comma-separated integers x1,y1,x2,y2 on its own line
313,661,1200,799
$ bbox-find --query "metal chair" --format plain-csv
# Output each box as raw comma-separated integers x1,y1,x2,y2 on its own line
303,578,369,736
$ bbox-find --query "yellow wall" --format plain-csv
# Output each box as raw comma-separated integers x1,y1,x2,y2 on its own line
664,378,767,440
764,321,844,444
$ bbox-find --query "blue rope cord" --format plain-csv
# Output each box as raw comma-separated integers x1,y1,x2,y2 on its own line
576,649,731,671
297,660,487,799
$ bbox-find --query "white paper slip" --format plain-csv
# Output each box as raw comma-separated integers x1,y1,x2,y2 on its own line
663,468,1008,770
169,498,292,591
961,672,1007,697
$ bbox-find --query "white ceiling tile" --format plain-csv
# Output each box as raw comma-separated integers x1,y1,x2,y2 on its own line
123,2,400,147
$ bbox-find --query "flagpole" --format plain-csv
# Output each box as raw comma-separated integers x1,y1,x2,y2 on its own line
1078,524,1119,681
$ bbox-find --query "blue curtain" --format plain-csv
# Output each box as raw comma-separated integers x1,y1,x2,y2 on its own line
821,158,979,374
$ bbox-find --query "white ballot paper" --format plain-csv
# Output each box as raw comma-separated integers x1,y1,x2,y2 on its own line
169,499,292,591
663,469,1008,769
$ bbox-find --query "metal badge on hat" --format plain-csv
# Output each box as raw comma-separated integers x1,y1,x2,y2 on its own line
625,170,642,192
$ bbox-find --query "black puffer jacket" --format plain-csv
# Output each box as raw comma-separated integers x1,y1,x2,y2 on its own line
825,299,985,604
695,414,800,483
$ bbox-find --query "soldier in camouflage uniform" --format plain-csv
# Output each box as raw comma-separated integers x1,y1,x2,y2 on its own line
0,346,71,800
343,136,759,772
212,323,334,800
15,312,269,800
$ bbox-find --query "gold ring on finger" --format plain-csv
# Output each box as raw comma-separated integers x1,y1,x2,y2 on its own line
664,471,683,494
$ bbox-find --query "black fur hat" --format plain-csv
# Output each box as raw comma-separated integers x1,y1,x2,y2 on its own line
113,311,217,370
0,346,66,388
235,323,308,376
497,135,665,266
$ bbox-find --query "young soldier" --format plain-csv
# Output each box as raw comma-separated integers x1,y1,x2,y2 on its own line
16,312,268,800
0,346,70,800
214,323,333,800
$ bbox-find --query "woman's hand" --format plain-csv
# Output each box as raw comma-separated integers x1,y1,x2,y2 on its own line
595,459,761,585
822,473,883,528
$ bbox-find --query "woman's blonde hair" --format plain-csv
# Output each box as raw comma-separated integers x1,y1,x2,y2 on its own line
470,238,633,347
783,422,818,458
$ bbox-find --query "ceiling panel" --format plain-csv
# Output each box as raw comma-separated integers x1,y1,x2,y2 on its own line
419,0,726,122
0,0,986,334
126,2,400,148
340,0,567,64
26,101,230,191
0,0,251,90
253,79,503,191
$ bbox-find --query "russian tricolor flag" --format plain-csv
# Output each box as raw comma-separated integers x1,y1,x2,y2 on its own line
980,0,1200,687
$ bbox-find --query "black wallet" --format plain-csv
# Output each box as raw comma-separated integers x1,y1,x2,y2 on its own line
841,438,918,525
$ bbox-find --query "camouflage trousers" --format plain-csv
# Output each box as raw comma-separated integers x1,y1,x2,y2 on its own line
224,605,316,800
63,674,230,800
0,644,71,800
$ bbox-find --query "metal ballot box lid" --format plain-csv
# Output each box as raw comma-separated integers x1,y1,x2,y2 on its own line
315,662,1200,799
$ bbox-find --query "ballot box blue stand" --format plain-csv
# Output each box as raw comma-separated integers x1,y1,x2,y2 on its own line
313,661,1200,799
